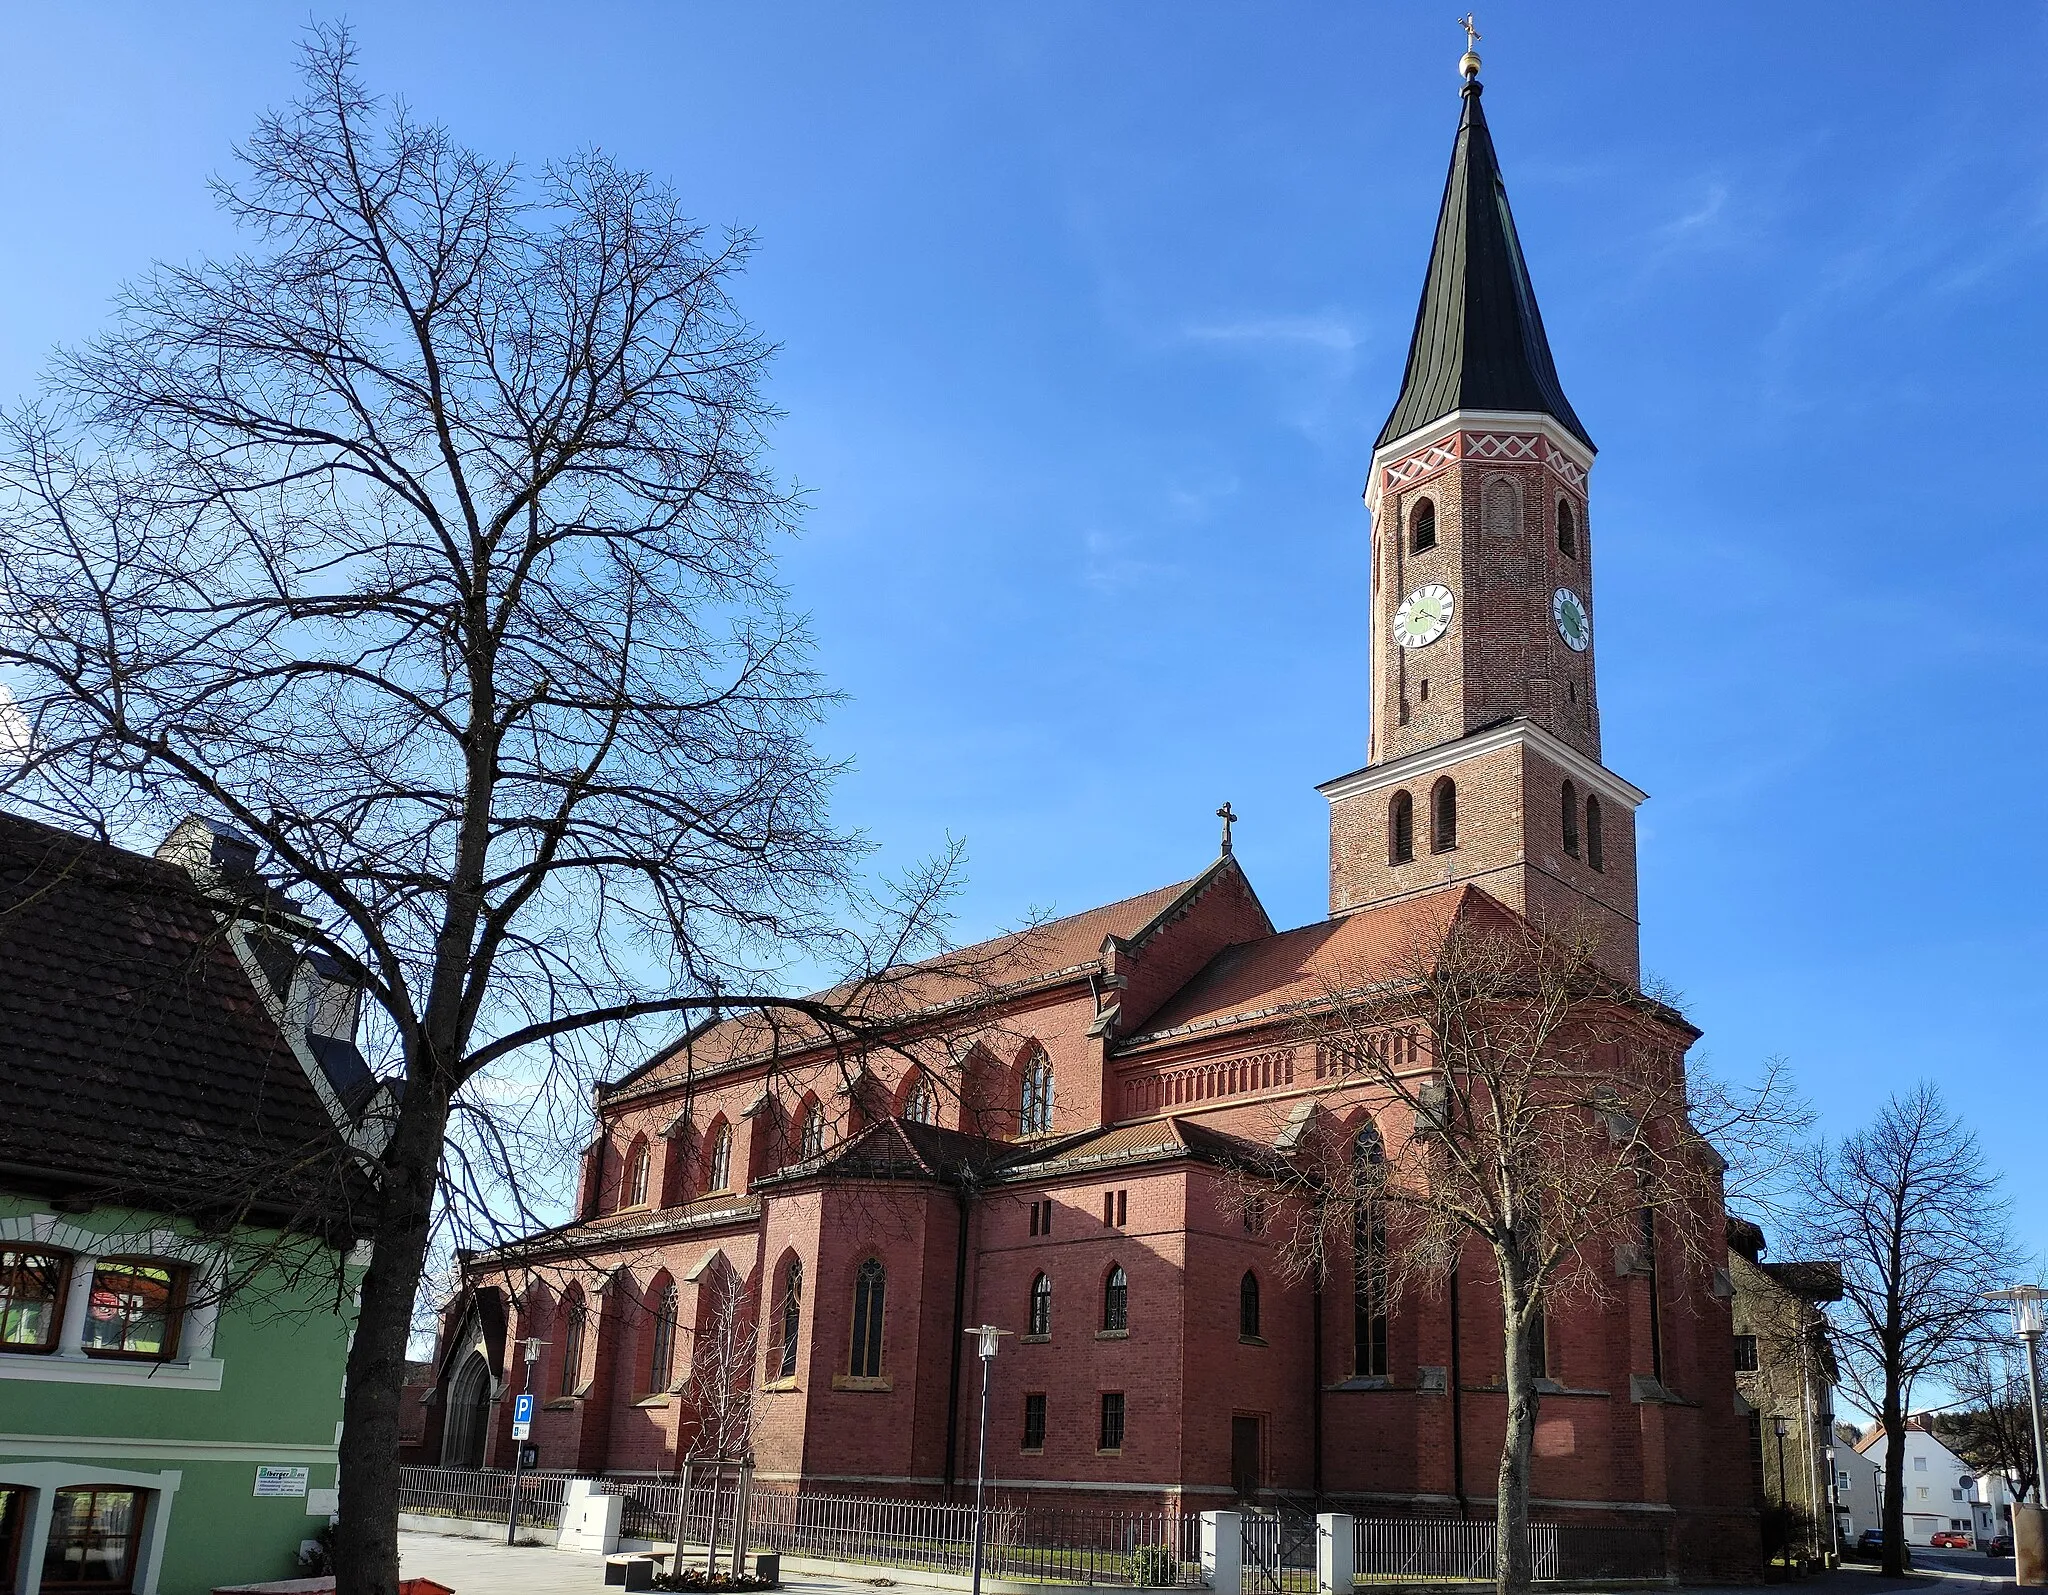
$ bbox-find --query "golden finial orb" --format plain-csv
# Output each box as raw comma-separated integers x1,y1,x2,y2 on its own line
1457,13,1482,80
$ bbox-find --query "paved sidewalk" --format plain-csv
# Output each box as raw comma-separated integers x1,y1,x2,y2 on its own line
397,1530,896,1595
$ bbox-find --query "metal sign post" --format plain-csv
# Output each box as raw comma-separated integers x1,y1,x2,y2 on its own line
506,1338,543,1547
965,1324,1011,1595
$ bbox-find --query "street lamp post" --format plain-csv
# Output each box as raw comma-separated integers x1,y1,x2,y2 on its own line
1987,1285,2047,1587
1773,1414,1792,1566
964,1325,1011,1595
507,1335,544,1547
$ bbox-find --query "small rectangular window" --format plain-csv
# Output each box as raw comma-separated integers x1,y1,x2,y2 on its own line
1103,1192,1114,1226
1029,1202,1039,1237
1733,1334,1759,1372
1099,1391,1125,1452
1116,1190,1127,1227
1023,1392,1046,1451
81,1260,185,1360
1041,1199,1052,1234
1914,1456,1927,1472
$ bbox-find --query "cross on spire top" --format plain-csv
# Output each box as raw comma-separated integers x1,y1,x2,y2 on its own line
1457,13,1483,79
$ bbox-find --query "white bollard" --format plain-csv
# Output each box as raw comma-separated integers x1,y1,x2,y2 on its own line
557,1478,622,1554
1201,1510,1243,1595
1317,1513,1355,1595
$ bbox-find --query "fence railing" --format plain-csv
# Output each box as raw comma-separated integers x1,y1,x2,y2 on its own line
397,1465,572,1532
1350,1515,1665,1584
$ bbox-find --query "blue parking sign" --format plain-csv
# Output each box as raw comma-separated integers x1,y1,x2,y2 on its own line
513,1393,534,1425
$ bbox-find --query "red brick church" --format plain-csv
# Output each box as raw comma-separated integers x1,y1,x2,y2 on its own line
416,59,1757,1575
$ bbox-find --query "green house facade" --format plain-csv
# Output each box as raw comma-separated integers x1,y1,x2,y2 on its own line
0,813,381,1595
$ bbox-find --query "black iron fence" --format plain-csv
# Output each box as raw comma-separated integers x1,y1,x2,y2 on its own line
396,1465,572,1532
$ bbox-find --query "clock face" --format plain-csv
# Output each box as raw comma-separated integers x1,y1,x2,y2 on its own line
1394,583,1455,649
1553,588,1591,652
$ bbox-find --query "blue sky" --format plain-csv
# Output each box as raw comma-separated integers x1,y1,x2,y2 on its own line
3,4,2044,1279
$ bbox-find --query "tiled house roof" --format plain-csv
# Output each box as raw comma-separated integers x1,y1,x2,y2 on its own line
0,808,354,1232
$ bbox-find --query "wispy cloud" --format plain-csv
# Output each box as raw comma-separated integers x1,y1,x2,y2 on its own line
1082,527,1177,594
1181,313,1364,359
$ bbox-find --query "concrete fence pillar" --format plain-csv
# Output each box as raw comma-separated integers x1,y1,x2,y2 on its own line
558,1478,621,1554
1200,1510,1242,1595
1316,1513,1354,1595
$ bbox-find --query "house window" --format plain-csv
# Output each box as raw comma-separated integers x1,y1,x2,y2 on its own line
1023,1392,1047,1451
1431,778,1457,852
1389,791,1414,865
626,1139,651,1207
650,1284,680,1391
850,1259,886,1378
1913,1456,1927,1472
1102,1266,1128,1333
1243,1196,1267,1235
1102,1190,1128,1227
1838,1472,1851,1491
777,1257,803,1379
1734,1334,1759,1372
1586,796,1604,873
1029,1273,1052,1337
559,1300,587,1397
1561,781,1579,857
1410,498,1437,553
81,1260,185,1360
1021,1053,1054,1137
1557,499,1578,558
1353,1124,1388,1377
799,1101,826,1161
1240,1272,1261,1340
1099,1391,1126,1452
0,1247,69,1353
706,1122,732,1193
903,1075,936,1125
42,1488,142,1594
0,1488,25,1592
1028,1198,1053,1236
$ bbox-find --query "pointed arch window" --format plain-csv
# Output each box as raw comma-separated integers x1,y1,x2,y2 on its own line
777,1256,803,1379
1239,1271,1261,1340
850,1258,886,1378
625,1137,651,1207
1431,778,1458,853
1021,1051,1054,1138
1028,1272,1052,1338
1353,1124,1388,1378
903,1075,937,1125
1102,1265,1128,1333
1586,795,1605,873
1389,791,1414,866
649,1283,679,1392
1410,498,1437,553
559,1294,587,1398
1557,498,1578,558
798,1099,826,1161
1561,780,1580,858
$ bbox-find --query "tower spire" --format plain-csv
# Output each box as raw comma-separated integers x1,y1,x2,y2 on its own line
1375,51,1592,450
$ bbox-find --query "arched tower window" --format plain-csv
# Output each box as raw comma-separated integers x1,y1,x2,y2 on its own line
1389,791,1414,866
903,1074,936,1125
1557,498,1578,558
625,1137,650,1207
1431,778,1458,853
648,1282,679,1392
1561,780,1580,857
1239,1271,1261,1340
849,1258,886,1378
1102,1265,1128,1333
706,1120,732,1193
798,1098,825,1161
1029,1272,1052,1337
558,1291,587,1398
1409,498,1436,553
1353,1123,1388,1378
777,1256,803,1379
1020,1051,1054,1137
1586,795,1604,873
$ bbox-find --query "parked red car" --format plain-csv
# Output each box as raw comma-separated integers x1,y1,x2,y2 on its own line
1930,1531,1974,1549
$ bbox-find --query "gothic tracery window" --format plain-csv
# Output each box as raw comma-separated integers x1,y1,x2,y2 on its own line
649,1283,679,1392
777,1256,803,1379
903,1074,937,1125
1020,1051,1054,1137
558,1294,587,1397
850,1258,886,1378
625,1137,650,1207
706,1121,732,1193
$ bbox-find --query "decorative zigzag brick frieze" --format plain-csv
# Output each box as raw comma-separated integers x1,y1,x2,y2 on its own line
1380,430,1589,497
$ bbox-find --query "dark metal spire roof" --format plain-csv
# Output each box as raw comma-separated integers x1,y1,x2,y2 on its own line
1376,79,1592,451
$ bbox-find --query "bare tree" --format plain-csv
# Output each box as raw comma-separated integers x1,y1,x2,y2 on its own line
0,29,967,1595
1232,895,1733,1595
1797,1085,2013,1576
1936,1348,2041,1505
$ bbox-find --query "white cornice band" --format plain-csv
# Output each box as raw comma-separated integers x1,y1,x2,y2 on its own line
1316,719,1649,812
1366,409,1596,520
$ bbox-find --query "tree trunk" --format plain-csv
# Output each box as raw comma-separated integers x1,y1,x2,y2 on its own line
1495,1262,1539,1595
332,1082,454,1595
1880,1373,1908,1578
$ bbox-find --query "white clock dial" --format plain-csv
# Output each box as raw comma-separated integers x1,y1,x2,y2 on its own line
1552,587,1591,652
1394,583,1455,649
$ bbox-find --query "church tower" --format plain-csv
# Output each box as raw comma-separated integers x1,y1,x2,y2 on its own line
1320,50,1646,980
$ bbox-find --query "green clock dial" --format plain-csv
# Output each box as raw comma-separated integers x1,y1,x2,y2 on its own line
1552,587,1591,652
1394,583,1455,649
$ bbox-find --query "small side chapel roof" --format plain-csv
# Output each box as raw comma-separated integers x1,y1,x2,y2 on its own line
1376,76,1592,451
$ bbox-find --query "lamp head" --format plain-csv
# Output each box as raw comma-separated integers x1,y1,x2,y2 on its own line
968,1323,1011,1360
1773,1415,1790,1438
1987,1285,2047,1340
524,1336,547,1364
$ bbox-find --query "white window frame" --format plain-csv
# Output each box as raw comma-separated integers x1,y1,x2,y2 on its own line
0,1462,181,1595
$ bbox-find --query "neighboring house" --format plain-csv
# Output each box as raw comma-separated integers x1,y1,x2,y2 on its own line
1833,1430,1880,1541
1727,1218,1843,1559
1854,1418,1989,1546
0,811,378,1595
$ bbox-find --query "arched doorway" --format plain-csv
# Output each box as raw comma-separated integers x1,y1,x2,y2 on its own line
442,1351,493,1468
